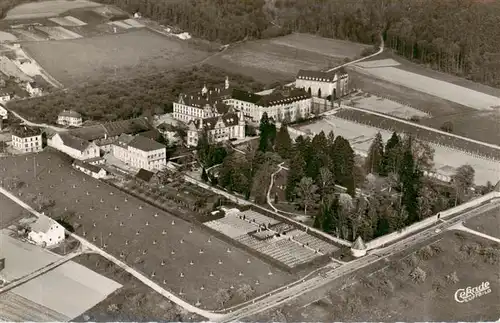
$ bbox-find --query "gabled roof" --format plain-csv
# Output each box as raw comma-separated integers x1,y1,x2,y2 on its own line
157,123,176,132
135,168,154,182
73,159,103,174
57,133,91,152
12,126,41,138
128,135,166,152
28,81,41,89
69,117,153,141
191,112,240,131
138,129,163,142
30,214,57,233
58,110,82,118
296,66,347,82
352,236,367,250
231,88,310,107
113,133,134,148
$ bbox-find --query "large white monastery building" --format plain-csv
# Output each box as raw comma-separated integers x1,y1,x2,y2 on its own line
295,67,349,99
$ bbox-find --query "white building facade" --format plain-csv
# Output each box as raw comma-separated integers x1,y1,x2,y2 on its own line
57,110,83,127
112,134,167,171
11,127,42,153
295,68,349,99
226,88,312,123
48,133,100,160
0,105,7,120
173,77,232,123
28,215,65,247
73,160,107,179
187,111,245,147
26,81,43,97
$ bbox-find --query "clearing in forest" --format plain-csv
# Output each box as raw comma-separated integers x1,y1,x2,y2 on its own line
4,0,102,20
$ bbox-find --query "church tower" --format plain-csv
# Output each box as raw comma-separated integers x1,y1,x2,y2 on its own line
201,83,208,96
225,76,230,90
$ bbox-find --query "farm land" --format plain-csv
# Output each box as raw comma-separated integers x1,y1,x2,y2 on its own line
0,151,296,310
249,231,500,322
3,0,101,20
0,192,28,228
207,33,369,83
22,28,210,87
347,54,500,145
73,253,202,322
464,206,500,239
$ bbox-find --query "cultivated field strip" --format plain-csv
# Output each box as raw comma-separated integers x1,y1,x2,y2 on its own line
36,27,83,40
0,152,293,309
352,65,500,110
206,211,338,268
0,292,69,322
49,16,87,27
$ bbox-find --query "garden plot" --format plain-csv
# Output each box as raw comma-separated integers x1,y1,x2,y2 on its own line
10,29,47,42
354,58,401,68
10,260,121,320
49,16,87,27
205,209,338,268
108,20,134,30
348,92,429,119
352,61,500,110
464,205,500,239
4,0,101,20
296,116,500,185
36,26,83,40
0,56,31,81
0,152,294,310
124,19,145,28
0,193,27,228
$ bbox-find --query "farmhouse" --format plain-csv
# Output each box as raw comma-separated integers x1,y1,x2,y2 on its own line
69,117,153,152
173,77,233,123
226,87,311,123
48,133,100,161
25,81,42,97
57,110,83,127
187,111,245,147
73,160,107,179
28,214,65,247
0,104,7,120
295,67,349,99
112,134,167,171
11,126,42,153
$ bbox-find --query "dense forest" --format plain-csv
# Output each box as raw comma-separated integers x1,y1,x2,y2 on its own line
89,0,500,88
7,65,263,123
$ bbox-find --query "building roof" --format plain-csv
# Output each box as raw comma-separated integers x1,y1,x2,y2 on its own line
352,236,367,250
73,159,103,174
135,168,154,182
30,214,56,233
192,112,240,131
128,135,166,152
57,133,91,152
28,81,41,89
231,87,310,107
113,133,134,148
69,117,153,141
58,110,82,119
12,126,41,138
138,129,163,142
296,67,348,82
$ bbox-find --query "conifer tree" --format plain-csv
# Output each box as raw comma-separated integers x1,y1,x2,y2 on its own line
275,125,292,159
365,132,384,175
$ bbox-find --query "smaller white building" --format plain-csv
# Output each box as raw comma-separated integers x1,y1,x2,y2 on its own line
11,126,43,153
112,134,167,171
187,111,245,147
156,123,180,144
351,236,367,258
26,81,43,97
28,214,65,247
295,67,349,100
73,160,107,179
48,133,100,161
0,91,12,102
0,104,7,120
57,110,83,127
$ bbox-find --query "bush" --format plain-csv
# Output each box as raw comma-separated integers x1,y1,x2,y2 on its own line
440,121,453,133
445,271,459,284
409,266,427,283
417,245,434,260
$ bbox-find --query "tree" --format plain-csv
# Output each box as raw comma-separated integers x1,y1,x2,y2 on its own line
201,168,209,182
295,177,318,215
381,132,401,176
259,112,276,153
318,167,334,201
365,132,384,175
440,121,453,133
285,152,305,201
275,125,292,159
452,164,475,205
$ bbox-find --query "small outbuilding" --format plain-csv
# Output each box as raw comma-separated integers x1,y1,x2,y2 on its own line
73,160,107,179
351,236,367,258
28,214,65,247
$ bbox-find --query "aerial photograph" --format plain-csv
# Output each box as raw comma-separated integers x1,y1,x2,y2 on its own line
0,0,498,322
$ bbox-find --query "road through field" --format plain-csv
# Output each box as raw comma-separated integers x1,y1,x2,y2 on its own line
0,186,222,321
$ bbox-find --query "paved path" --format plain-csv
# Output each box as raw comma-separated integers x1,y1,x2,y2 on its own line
7,109,66,132
0,186,221,321
449,222,500,244
216,199,500,322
